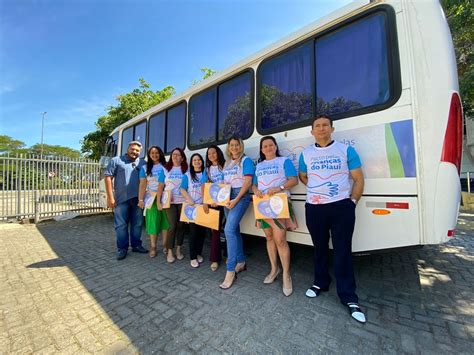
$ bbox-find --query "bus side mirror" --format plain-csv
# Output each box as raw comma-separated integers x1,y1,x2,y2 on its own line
99,156,111,169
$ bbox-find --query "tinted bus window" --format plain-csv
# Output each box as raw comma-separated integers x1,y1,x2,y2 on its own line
189,88,217,148
166,103,186,153
134,121,147,157
259,42,313,131
148,111,166,151
105,132,119,157
121,126,133,155
218,71,252,141
316,13,390,116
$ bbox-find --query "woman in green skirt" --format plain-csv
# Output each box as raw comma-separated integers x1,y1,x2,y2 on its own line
138,146,170,258
252,136,298,296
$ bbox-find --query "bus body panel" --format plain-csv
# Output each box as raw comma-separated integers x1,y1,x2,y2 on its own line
102,0,461,252
404,0,461,244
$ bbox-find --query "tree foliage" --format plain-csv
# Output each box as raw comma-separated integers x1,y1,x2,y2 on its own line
192,67,217,86
29,144,82,159
441,0,474,117
0,135,27,155
0,135,81,158
81,78,175,159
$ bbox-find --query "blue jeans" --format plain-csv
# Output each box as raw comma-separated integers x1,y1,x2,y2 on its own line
224,188,250,271
114,197,144,251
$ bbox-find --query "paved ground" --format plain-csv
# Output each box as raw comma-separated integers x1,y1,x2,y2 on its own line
1,211,473,354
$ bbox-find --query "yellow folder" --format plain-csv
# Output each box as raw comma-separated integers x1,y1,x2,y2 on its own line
180,203,198,223
195,206,220,230
179,203,220,230
253,193,290,219
161,190,171,209
203,183,231,206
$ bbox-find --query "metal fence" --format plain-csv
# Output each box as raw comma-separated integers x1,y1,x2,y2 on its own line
0,154,106,222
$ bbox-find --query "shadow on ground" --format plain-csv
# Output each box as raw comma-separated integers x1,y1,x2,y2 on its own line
29,212,474,353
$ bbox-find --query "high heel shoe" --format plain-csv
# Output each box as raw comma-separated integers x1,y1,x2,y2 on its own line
282,276,293,297
210,262,219,272
219,272,237,290
235,262,247,274
263,268,281,284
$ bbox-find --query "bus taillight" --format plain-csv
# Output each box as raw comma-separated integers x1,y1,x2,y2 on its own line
441,93,463,174
447,229,455,237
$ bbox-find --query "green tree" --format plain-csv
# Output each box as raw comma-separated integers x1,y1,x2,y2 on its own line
0,135,27,155
29,144,82,159
81,78,175,159
441,0,474,117
192,67,217,86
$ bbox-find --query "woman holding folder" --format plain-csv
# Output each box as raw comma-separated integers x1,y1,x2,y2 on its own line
220,136,255,289
180,153,207,268
138,146,169,258
202,145,227,272
164,148,188,263
252,136,298,296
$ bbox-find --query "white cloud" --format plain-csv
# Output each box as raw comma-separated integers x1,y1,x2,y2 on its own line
0,85,15,94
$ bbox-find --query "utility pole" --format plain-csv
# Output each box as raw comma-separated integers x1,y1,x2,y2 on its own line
41,112,47,158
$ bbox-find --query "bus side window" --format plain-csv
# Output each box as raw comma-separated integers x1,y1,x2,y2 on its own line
166,102,186,153
258,41,313,133
315,13,391,117
188,70,253,150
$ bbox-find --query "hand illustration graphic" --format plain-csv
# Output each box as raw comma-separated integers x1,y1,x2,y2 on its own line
307,181,339,197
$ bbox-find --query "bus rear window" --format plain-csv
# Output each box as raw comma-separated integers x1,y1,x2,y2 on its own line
316,13,390,117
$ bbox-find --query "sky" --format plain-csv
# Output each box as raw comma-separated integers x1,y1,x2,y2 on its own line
0,0,352,152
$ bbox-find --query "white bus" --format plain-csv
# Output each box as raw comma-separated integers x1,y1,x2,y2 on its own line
102,0,463,252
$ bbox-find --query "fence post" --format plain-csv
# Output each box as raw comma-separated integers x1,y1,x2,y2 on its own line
34,190,40,224
468,172,471,194
16,154,21,219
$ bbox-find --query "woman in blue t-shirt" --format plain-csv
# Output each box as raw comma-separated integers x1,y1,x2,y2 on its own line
180,153,207,268
202,145,227,272
164,147,188,263
219,136,255,289
138,146,169,258
252,136,298,296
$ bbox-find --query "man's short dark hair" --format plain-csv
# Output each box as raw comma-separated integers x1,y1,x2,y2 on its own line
312,114,334,128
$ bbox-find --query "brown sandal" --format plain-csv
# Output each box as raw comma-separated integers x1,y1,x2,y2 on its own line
149,248,157,258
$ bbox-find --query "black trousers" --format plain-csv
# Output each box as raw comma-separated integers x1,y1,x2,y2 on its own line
188,223,207,260
305,198,358,304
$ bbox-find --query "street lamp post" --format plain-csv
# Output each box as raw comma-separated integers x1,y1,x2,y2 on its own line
40,112,47,158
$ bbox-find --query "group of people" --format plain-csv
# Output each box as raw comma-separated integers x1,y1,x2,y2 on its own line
104,115,367,323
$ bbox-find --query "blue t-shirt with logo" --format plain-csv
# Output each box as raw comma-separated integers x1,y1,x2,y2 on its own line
299,141,361,204
104,155,145,204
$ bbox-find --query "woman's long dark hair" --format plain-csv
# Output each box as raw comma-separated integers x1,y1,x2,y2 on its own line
146,146,166,176
189,153,204,183
205,145,225,169
259,136,281,162
165,147,188,173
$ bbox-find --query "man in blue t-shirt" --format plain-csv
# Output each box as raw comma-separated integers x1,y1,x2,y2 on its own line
298,115,366,323
105,141,148,260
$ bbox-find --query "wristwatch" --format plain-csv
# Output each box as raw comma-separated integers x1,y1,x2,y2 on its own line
280,185,285,191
